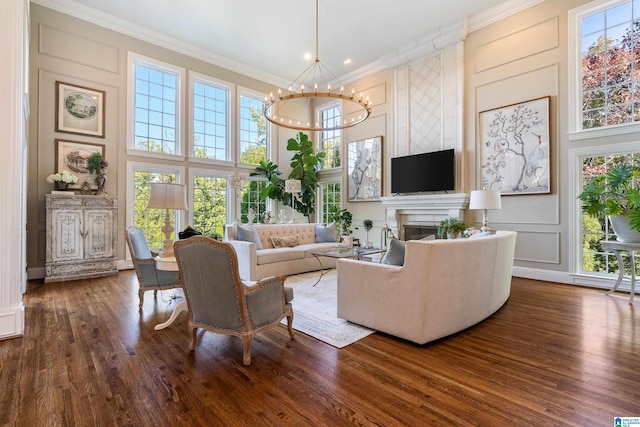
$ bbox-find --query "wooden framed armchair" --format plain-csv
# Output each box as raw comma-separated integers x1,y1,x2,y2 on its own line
125,226,179,310
173,236,294,366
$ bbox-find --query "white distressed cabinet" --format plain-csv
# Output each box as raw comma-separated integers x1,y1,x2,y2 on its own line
45,194,118,283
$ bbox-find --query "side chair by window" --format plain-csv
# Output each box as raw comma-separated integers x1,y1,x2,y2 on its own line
125,226,179,310
173,236,294,366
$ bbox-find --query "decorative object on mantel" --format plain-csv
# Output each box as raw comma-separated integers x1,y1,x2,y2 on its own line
262,0,371,132
437,217,467,239
46,170,78,191
578,162,640,243
147,183,188,259
469,189,502,232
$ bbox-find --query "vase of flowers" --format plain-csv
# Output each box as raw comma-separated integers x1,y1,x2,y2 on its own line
46,170,78,191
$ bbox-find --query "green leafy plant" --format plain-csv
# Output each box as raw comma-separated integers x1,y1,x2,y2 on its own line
578,163,640,232
330,207,353,235
437,217,467,239
251,132,326,221
87,152,103,175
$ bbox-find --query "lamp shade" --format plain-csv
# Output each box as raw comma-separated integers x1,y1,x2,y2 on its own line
148,183,188,210
285,179,301,193
469,189,501,210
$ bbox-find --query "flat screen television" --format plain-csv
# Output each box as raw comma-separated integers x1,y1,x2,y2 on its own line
391,149,455,194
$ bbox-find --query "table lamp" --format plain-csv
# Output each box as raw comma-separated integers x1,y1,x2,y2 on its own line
469,189,501,232
148,183,188,258
285,179,301,223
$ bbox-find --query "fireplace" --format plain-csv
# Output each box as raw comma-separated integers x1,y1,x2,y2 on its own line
403,225,439,240
380,193,469,240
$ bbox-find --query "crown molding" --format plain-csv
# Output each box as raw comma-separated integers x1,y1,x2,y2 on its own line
469,0,547,32
30,0,291,88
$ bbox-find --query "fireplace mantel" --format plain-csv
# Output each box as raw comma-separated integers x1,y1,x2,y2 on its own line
380,193,469,239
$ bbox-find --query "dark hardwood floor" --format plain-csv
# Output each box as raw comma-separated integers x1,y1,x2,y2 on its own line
1,271,638,426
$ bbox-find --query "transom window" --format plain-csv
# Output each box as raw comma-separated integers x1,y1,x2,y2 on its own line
576,0,640,130
192,74,231,161
319,104,342,169
239,90,268,165
129,53,184,155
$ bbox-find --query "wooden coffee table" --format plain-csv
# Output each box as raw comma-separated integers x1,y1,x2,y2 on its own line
310,247,386,286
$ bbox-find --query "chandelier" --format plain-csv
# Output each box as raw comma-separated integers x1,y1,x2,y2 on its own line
262,0,372,132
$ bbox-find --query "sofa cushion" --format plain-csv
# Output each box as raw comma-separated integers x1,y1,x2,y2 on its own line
297,242,339,258
271,235,300,248
315,223,338,243
236,224,263,249
256,248,304,265
381,238,406,266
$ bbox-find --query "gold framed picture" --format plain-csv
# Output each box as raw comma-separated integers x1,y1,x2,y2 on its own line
55,81,105,138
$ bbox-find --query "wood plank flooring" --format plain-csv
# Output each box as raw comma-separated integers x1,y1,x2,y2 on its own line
1,272,638,426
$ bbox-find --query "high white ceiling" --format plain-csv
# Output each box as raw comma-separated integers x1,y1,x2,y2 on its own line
32,0,538,85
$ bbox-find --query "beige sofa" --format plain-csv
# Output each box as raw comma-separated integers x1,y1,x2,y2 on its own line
337,231,517,345
225,223,339,281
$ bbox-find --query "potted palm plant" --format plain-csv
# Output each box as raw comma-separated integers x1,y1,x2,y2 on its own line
578,162,640,243
437,217,467,239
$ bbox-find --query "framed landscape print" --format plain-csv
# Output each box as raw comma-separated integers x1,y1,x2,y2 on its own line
347,136,382,202
55,139,105,189
479,96,550,195
55,81,105,138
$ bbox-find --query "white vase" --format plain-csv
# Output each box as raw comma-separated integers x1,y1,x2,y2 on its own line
610,214,640,243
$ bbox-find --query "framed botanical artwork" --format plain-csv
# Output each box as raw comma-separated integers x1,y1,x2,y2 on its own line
347,136,383,202
55,81,105,138
479,96,551,195
55,139,105,190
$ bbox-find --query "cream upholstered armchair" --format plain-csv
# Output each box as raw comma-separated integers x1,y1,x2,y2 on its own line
125,226,179,310
173,236,294,366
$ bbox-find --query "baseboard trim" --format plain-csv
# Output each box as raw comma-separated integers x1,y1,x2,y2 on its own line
0,305,24,339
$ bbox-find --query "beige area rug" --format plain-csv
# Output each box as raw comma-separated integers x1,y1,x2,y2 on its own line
282,270,375,348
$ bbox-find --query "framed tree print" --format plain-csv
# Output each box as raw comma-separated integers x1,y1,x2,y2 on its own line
347,136,382,201
479,96,550,195
56,81,105,138
55,139,105,190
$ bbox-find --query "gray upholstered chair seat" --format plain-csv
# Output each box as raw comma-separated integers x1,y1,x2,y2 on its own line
126,226,179,310
174,236,294,366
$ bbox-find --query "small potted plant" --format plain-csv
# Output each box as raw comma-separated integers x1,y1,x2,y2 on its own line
363,219,373,248
46,170,78,191
578,162,640,243
437,217,467,239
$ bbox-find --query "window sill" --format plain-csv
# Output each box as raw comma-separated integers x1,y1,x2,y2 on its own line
568,122,640,141
126,148,185,162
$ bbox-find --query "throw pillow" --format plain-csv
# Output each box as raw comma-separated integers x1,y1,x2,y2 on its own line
236,224,263,249
271,235,300,248
381,238,406,266
315,223,338,243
